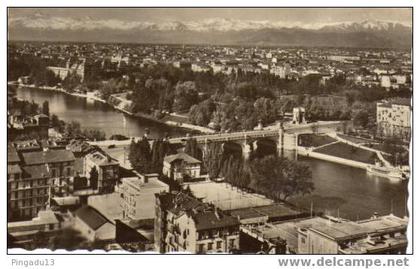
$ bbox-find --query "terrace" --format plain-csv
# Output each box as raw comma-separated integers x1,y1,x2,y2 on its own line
314,142,377,164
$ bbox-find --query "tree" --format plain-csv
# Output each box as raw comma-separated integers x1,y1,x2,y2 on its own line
150,139,174,173
203,142,223,179
45,69,61,86
382,137,407,166
65,121,82,137
184,138,202,160
128,137,152,173
223,157,249,190
173,81,199,112
62,72,82,91
189,99,216,127
42,100,50,116
90,166,99,190
353,110,370,128
82,128,106,141
249,156,314,201
50,114,65,133
254,97,278,124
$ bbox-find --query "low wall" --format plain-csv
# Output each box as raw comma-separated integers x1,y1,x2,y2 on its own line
297,147,369,170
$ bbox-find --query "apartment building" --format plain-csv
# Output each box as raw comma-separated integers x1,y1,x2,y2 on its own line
377,98,411,140
22,149,76,197
155,191,240,254
7,162,50,220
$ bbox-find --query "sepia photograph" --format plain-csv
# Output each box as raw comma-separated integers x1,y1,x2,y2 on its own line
6,7,412,255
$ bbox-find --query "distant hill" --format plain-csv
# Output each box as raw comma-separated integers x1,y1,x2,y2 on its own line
8,18,412,48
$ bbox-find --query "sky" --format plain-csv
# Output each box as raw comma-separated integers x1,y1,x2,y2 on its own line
9,8,412,26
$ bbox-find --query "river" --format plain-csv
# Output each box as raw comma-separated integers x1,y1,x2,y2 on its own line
291,156,409,220
13,86,409,221
14,86,186,139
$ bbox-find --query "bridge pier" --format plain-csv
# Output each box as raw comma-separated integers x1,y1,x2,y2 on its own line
168,120,349,161
241,141,252,160
200,142,209,160
283,133,298,151
277,127,298,159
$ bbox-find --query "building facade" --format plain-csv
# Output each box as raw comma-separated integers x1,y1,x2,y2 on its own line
377,98,411,141
8,210,61,249
240,214,408,254
119,174,169,220
84,150,119,193
298,215,408,254
22,149,76,198
8,164,51,220
162,153,201,181
155,191,240,254
8,146,75,220
47,58,85,81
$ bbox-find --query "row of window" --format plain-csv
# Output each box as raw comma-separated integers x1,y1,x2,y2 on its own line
198,239,235,252
9,188,48,199
8,179,48,190
10,197,47,208
197,229,235,240
50,167,73,177
17,206,46,218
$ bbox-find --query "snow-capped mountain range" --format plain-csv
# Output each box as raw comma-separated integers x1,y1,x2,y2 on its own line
9,16,410,32
8,16,412,48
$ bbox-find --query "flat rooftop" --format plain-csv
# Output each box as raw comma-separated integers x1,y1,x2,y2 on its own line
357,214,409,234
88,193,122,224
8,210,60,231
187,181,273,211
309,221,370,241
122,177,168,191
339,234,407,254
244,217,330,252
229,203,306,222
245,214,408,252
100,145,131,170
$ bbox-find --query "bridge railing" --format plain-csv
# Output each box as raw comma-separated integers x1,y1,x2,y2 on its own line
168,129,279,143
168,121,343,143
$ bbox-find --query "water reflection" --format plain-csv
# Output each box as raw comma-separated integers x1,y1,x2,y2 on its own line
14,87,186,139
291,156,408,220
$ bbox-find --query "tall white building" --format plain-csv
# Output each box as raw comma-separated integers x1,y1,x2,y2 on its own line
377,98,411,140
119,174,168,220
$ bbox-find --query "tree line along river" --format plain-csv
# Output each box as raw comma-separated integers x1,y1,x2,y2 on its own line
14,86,409,221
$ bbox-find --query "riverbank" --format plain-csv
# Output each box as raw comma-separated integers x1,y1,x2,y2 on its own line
297,133,409,180
297,146,369,169
11,82,215,135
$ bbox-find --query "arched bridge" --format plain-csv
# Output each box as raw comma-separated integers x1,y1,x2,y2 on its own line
168,121,348,144
168,121,350,159
88,121,351,160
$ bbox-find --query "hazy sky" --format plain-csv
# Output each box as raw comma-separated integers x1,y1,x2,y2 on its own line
9,8,412,25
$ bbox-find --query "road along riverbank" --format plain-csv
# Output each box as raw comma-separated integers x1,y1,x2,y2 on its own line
10,82,215,135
